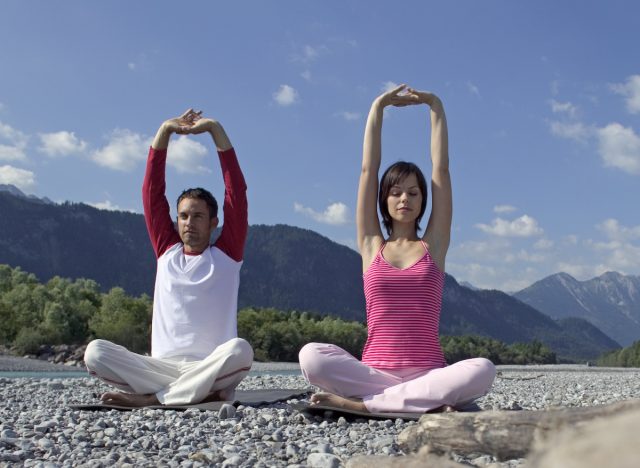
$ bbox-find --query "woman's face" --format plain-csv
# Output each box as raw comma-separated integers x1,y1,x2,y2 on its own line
386,173,423,225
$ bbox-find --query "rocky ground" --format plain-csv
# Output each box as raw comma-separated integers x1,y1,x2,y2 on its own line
1,358,639,467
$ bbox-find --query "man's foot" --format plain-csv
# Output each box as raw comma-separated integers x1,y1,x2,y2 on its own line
201,389,234,403
310,392,368,413
100,392,160,407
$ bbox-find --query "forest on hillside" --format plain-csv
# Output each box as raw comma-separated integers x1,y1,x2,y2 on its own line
0,264,564,365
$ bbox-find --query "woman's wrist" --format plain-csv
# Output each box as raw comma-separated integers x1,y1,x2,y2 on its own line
372,97,387,111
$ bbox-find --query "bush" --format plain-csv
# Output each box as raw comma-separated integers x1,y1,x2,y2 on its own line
238,307,367,362
440,335,556,365
89,287,152,354
12,328,50,355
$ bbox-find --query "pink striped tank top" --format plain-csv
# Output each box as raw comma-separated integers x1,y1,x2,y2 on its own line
361,241,446,369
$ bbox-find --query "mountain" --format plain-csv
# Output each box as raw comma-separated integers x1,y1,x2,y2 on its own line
442,276,620,361
0,184,53,204
0,190,157,296
0,190,621,360
239,224,365,320
514,272,640,346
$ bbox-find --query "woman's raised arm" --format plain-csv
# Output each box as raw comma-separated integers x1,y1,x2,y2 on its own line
358,85,418,267
408,89,451,270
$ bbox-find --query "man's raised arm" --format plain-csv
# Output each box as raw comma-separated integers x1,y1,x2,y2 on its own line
188,118,247,262
142,110,200,257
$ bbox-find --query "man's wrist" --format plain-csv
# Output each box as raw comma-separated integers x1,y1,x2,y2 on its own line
160,121,175,135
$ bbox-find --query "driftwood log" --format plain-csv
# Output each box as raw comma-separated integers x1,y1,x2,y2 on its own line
398,399,640,461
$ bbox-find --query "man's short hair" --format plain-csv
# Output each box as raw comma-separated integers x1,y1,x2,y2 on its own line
177,188,218,219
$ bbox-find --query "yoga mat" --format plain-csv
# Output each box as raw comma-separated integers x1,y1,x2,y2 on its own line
291,401,481,421
71,388,311,412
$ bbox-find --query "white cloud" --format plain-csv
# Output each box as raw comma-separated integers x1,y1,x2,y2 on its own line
611,75,640,114
303,45,319,62
382,81,400,92
534,238,554,250
335,111,361,122
0,121,26,142
91,129,149,171
291,44,328,64
467,81,480,97
493,204,516,214
301,70,312,82
166,136,210,174
128,62,136,70
549,121,591,142
578,219,640,274
448,238,512,263
504,249,546,263
0,144,26,162
0,121,28,162
475,215,544,237
597,218,640,242
0,165,35,191
38,131,87,157
550,99,577,118
88,200,135,212
564,234,579,245
273,85,299,106
294,201,350,225
596,122,640,175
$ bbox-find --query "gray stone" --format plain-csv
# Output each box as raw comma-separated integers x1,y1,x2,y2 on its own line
218,404,237,419
221,455,242,467
307,453,342,468
372,435,394,450
1,428,18,438
37,437,54,450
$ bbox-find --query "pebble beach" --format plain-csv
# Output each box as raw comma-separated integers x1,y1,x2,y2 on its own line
1,357,640,467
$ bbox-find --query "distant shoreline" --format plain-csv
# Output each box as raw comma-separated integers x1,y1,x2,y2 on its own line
0,355,302,373
1,354,637,373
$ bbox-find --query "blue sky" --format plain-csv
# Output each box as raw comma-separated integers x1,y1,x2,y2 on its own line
1,1,639,291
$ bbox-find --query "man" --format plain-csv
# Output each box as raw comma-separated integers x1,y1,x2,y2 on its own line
84,109,253,407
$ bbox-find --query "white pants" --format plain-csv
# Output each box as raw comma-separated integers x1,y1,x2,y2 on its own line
299,342,496,413
84,338,253,405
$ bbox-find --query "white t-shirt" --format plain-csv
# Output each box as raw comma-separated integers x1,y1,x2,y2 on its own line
151,243,242,360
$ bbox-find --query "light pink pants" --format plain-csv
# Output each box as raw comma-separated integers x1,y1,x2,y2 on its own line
299,342,496,413
84,338,253,405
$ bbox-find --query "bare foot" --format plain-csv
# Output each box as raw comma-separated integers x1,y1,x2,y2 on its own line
310,392,368,413
427,404,457,413
100,392,159,407
200,389,234,403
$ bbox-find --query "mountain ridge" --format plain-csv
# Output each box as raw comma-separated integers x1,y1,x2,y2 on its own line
514,271,640,346
0,189,622,360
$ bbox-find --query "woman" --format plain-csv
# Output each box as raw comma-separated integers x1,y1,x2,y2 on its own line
298,85,496,413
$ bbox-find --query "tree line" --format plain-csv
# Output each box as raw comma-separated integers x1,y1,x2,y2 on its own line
597,341,640,367
1,264,559,365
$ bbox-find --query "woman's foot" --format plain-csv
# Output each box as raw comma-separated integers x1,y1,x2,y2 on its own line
310,392,368,412
100,392,160,407
428,404,457,413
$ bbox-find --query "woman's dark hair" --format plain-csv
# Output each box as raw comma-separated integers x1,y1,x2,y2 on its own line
378,161,428,235
177,187,218,219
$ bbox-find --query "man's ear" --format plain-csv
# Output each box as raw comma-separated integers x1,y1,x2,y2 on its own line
210,216,219,230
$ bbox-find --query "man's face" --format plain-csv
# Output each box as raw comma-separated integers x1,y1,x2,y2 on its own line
177,197,218,254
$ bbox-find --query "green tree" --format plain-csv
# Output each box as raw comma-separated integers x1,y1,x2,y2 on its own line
89,287,152,354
